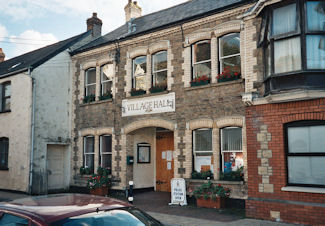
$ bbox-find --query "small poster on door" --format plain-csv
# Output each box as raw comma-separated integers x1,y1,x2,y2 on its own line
166,151,172,161
162,151,166,159
167,161,172,170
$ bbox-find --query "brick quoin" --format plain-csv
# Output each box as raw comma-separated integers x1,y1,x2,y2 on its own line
246,98,325,225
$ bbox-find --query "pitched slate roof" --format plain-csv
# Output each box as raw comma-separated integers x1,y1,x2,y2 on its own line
72,0,254,55
0,31,90,78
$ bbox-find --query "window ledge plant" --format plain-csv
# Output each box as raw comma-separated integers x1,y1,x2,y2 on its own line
130,88,146,96
80,166,92,176
82,94,96,104
99,91,113,101
220,166,244,181
191,170,214,180
217,66,241,83
149,84,167,93
190,75,211,87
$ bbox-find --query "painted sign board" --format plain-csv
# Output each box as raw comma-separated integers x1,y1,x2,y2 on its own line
122,92,175,117
169,178,187,206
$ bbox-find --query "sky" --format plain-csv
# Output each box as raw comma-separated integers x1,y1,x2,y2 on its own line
0,0,188,60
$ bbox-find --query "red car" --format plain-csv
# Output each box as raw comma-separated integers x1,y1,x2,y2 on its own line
0,193,163,225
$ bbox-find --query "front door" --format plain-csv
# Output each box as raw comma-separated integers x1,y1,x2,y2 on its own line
47,145,65,190
156,131,174,192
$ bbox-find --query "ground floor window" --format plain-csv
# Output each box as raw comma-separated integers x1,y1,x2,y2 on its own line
0,137,9,170
286,121,325,187
221,127,243,173
84,136,94,174
100,135,112,173
193,129,213,173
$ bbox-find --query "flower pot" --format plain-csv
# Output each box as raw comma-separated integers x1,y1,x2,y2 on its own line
196,197,225,209
89,187,108,196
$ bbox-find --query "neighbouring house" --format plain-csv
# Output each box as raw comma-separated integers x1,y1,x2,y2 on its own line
0,13,102,194
242,0,325,225
70,0,255,201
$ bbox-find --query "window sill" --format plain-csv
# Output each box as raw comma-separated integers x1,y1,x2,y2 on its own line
126,90,169,100
80,98,113,106
0,110,11,114
0,168,9,171
185,79,243,91
281,186,325,194
188,179,244,185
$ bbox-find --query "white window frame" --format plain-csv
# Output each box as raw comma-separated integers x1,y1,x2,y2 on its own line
152,51,168,87
83,136,94,172
192,40,211,79
218,33,241,73
220,127,243,172
99,135,112,170
193,128,213,172
100,64,113,96
132,56,146,90
85,68,96,96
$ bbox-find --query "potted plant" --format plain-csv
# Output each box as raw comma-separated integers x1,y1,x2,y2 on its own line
87,166,112,196
192,181,230,209
99,91,112,101
80,166,91,175
217,66,241,83
190,75,211,87
130,88,146,96
220,166,244,181
82,94,96,103
191,170,214,180
149,84,167,93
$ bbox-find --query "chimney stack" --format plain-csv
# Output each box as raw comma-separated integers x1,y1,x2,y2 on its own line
124,0,142,22
0,48,5,62
87,12,102,38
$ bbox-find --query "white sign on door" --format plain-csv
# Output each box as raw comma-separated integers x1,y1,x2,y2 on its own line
169,178,187,206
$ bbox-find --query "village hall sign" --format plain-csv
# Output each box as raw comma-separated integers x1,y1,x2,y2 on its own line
122,92,175,117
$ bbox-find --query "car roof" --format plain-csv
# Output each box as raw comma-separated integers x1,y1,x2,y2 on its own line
0,193,131,224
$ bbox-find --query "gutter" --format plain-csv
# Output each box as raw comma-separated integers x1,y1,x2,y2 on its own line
0,68,28,79
28,66,35,194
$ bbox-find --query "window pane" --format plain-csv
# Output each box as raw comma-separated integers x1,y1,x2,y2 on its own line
86,84,96,96
101,154,112,169
0,213,28,225
135,75,145,90
288,156,325,185
220,33,240,57
0,139,9,169
153,70,167,87
223,152,244,172
272,3,297,35
101,81,112,95
153,51,167,72
193,41,211,63
274,37,301,73
101,136,112,153
85,154,94,173
265,44,271,77
85,137,94,153
86,68,96,84
133,56,147,76
193,61,211,78
4,98,10,111
220,56,241,74
101,64,114,82
288,126,325,153
4,84,10,97
222,128,242,151
194,129,212,152
307,1,325,31
194,155,213,173
307,35,325,69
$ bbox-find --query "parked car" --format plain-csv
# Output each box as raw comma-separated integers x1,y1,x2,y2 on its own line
0,193,163,225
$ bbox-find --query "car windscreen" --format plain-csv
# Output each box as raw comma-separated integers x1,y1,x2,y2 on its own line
50,207,162,226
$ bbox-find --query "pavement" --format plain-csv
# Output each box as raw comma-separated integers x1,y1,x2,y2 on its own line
0,190,302,226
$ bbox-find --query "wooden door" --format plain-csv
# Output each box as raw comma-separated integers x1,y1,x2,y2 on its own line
47,145,65,190
156,131,174,192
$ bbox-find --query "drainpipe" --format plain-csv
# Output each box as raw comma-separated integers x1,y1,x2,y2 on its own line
28,67,35,194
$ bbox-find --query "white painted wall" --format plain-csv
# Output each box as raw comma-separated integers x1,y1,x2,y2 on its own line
132,128,155,189
0,74,32,192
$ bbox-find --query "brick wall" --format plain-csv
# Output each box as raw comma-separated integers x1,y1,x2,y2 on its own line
246,98,325,225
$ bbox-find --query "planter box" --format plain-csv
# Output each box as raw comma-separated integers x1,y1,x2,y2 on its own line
131,90,146,96
89,187,108,196
190,80,210,87
196,197,225,209
217,77,239,83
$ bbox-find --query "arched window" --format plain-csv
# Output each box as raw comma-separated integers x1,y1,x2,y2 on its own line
100,64,113,100
99,135,112,173
0,137,9,170
84,68,96,101
192,40,211,80
152,51,167,91
83,136,94,174
193,128,213,173
132,56,147,90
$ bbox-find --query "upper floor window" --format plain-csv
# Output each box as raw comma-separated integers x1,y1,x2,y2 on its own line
132,56,146,90
285,121,325,187
192,40,211,80
83,136,94,174
218,33,241,82
99,135,112,173
220,127,243,173
0,137,9,170
261,1,325,77
100,64,113,99
85,68,96,96
193,129,213,173
0,82,11,112
152,51,167,90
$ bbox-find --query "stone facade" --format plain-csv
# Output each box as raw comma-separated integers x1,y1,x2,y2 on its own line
71,3,252,192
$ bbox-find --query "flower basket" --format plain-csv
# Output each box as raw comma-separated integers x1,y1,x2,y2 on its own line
190,75,210,87
149,85,167,93
217,76,239,83
99,91,112,101
83,94,96,104
90,186,108,196
130,89,146,96
196,196,225,209
217,66,241,83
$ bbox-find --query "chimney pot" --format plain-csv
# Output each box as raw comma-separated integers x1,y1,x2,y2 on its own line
0,48,5,62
